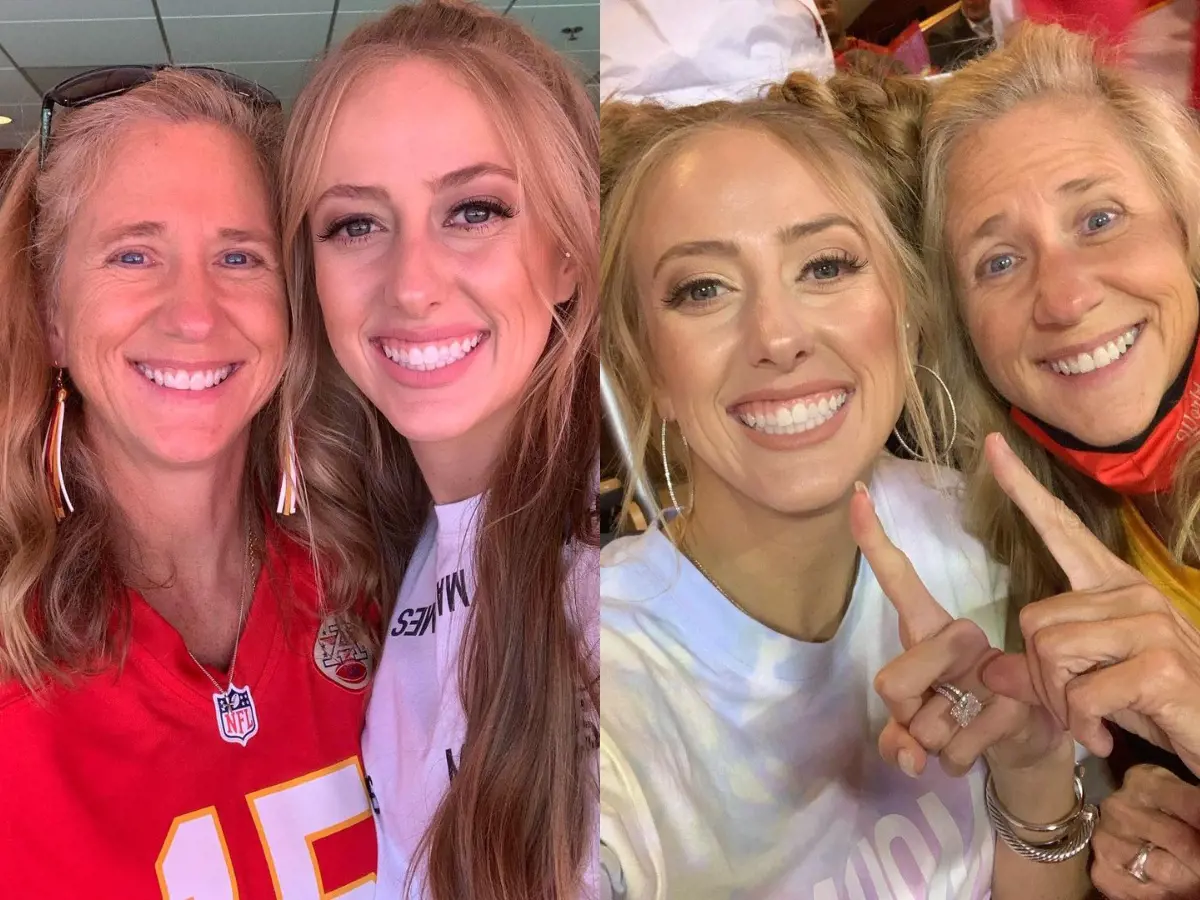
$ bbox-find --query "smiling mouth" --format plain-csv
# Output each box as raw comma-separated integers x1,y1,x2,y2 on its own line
376,331,489,372
1042,322,1144,376
133,362,240,391
731,390,852,435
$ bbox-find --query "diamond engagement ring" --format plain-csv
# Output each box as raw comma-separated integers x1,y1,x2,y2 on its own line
932,683,983,728
1125,841,1153,884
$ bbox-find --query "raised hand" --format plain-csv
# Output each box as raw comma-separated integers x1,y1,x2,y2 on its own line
980,432,1200,776
1091,765,1200,899
850,482,1064,779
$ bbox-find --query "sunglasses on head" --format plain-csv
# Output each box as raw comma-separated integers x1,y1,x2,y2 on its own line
39,64,281,168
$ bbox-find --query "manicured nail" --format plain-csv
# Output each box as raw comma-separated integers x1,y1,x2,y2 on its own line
854,480,870,498
897,749,918,778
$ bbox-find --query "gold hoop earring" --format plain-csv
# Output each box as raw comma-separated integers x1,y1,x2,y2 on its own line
893,364,959,459
43,367,74,521
660,419,694,512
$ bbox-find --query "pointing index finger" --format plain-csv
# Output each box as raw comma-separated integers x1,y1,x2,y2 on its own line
984,433,1139,592
851,482,952,649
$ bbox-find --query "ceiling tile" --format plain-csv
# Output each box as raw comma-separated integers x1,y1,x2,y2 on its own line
158,0,333,13
561,49,597,80
0,66,37,104
220,59,316,99
24,66,102,94
164,13,329,63
0,102,40,149
328,9,380,45
0,0,153,21
0,18,167,67
507,3,597,53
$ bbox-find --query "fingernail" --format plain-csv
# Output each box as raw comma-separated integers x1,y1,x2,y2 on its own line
897,749,918,778
854,481,871,498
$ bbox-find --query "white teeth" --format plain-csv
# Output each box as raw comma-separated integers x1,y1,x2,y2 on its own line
1048,325,1142,376
737,391,849,435
381,332,485,371
135,363,235,391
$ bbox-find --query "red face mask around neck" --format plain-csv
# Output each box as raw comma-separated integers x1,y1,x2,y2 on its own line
1009,336,1200,496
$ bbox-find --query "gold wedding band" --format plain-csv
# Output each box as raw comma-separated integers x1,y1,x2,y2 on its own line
1125,841,1153,884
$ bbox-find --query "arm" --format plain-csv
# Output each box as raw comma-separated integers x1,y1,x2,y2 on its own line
989,739,1091,900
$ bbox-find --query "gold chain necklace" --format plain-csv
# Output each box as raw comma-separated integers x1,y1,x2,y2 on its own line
676,531,861,633
182,526,262,747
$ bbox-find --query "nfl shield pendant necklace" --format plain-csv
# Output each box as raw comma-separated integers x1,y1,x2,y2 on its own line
185,525,260,747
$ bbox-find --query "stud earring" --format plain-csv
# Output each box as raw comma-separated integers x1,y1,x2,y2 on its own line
42,367,74,521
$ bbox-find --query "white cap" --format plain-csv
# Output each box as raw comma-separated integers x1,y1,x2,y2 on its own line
600,0,836,107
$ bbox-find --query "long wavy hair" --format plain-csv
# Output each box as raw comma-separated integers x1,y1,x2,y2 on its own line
278,2,599,898
920,23,1200,615
0,71,295,690
601,72,946,513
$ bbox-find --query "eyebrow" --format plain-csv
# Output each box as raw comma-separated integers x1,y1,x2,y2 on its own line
217,227,276,246
311,163,518,211
430,162,517,192
966,175,1115,243
95,220,164,245
652,214,860,278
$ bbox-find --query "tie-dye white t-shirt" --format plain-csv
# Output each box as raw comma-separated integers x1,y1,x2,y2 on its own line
599,455,1008,900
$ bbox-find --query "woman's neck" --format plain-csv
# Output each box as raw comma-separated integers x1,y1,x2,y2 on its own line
408,400,518,504
91,422,253,666
676,466,863,643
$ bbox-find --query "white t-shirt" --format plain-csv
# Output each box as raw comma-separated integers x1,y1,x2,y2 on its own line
362,493,600,898
599,455,1009,900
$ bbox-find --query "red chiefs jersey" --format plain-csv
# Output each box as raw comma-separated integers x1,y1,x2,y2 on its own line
0,527,378,898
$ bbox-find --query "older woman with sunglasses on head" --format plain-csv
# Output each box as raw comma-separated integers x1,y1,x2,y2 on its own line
0,67,379,897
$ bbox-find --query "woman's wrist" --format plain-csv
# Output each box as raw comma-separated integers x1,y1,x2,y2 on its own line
987,738,1079,844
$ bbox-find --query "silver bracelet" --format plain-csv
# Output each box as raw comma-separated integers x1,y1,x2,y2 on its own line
985,766,1098,864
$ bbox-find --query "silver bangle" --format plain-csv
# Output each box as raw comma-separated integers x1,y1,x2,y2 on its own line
985,766,1098,864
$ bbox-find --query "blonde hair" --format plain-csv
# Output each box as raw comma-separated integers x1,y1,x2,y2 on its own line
278,2,598,898
920,22,1200,614
0,70,288,690
601,73,947,511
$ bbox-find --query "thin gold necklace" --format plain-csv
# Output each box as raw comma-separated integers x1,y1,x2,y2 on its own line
181,525,262,747
676,531,861,633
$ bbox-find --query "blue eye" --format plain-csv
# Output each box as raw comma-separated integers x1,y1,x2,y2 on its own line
1084,210,1116,233
118,251,146,265
985,254,1015,276
223,251,251,266
665,278,729,308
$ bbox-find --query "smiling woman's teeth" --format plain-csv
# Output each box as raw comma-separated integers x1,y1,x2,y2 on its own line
1048,325,1142,375
136,364,235,391
381,333,484,371
737,391,849,435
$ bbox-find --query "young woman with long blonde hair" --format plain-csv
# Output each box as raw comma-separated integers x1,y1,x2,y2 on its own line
279,2,600,897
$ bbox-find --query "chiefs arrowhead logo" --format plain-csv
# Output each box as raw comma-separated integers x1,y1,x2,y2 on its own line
313,617,373,691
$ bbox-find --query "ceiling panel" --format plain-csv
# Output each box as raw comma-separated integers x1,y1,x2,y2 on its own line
220,59,317,101
0,0,155,21
157,0,334,13
0,18,168,67
0,0,598,148
165,13,329,63
507,3,598,53
0,66,37,103
0,102,40,149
